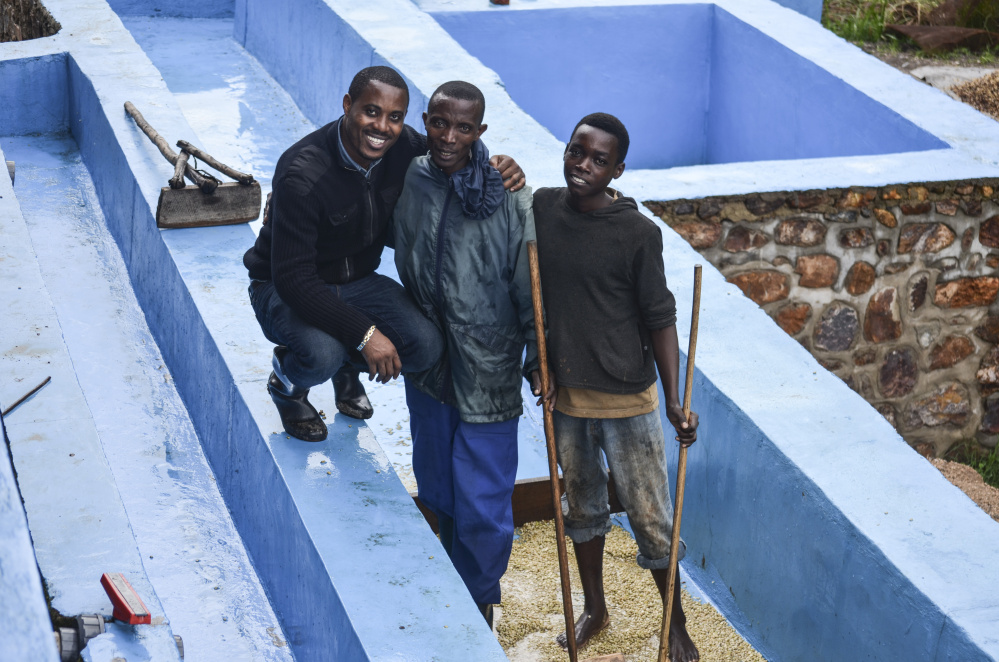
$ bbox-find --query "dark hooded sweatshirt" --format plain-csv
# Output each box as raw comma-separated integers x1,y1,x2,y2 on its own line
533,187,677,394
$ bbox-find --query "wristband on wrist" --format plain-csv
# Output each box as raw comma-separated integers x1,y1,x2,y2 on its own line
357,325,376,352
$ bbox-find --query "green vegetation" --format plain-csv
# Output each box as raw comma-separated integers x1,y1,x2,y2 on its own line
969,444,999,489
945,439,999,490
822,0,999,62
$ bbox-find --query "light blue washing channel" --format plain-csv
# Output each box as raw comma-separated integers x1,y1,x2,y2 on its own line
2,133,293,662
0,134,181,661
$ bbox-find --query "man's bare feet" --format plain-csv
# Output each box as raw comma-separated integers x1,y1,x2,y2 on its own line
556,607,610,650
669,620,700,662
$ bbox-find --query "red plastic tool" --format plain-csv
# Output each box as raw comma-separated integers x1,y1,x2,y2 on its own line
100,573,151,625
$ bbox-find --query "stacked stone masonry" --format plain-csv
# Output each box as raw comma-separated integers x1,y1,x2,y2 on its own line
645,180,999,455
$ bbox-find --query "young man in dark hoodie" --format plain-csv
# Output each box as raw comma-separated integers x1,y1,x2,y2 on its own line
243,67,523,441
533,113,701,662
392,81,538,626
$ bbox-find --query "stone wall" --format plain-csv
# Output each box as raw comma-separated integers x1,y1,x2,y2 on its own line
645,179,999,455
1,0,59,42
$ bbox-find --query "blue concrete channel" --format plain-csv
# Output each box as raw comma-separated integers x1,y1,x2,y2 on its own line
1,0,998,661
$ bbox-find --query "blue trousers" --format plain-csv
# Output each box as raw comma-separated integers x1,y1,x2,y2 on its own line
406,380,518,605
248,274,443,387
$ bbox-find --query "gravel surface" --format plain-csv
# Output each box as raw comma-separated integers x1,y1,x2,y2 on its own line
952,70,999,118
931,458,999,521
499,522,767,662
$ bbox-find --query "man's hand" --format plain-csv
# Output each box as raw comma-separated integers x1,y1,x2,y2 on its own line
361,329,402,384
262,191,273,225
665,403,699,447
530,370,557,411
490,154,526,192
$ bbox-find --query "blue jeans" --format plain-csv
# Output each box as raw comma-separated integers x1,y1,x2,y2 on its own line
553,408,685,570
406,380,518,605
248,274,443,387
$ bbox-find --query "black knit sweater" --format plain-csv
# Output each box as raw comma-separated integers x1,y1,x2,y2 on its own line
244,118,426,348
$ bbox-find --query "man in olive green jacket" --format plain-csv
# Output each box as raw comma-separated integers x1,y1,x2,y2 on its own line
392,81,537,624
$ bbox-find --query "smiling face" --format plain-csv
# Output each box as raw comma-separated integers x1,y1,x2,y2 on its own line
422,96,487,175
563,124,626,212
341,79,409,169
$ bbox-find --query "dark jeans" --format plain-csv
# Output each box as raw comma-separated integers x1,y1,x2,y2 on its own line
248,274,443,388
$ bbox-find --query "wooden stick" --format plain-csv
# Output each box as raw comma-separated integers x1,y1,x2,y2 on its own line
527,241,578,662
657,264,702,662
124,102,218,193
2,376,51,418
169,150,189,190
176,140,255,184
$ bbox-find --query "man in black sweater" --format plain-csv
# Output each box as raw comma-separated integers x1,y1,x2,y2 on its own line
534,113,700,661
244,67,523,441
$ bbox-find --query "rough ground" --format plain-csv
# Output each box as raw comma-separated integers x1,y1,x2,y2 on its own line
860,44,999,116
952,71,999,117
499,522,767,662
931,458,999,521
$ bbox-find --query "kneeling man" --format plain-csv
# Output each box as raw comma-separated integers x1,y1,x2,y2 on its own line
392,81,538,625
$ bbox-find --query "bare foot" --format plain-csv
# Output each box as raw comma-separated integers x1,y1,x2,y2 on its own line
556,608,609,650
669,620,700,662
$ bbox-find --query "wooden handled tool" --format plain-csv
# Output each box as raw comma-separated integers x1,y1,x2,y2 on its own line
527,240,579,662
176,140,255,185
657,264,702,662
124,101,261,229
124,102,218,193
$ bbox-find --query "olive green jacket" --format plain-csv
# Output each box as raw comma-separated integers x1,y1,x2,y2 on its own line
393,156,538,423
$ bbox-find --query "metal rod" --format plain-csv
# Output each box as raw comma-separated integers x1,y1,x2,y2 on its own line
658,264,702,662
2,376,51,418
176,140,254,185
527,241,578,662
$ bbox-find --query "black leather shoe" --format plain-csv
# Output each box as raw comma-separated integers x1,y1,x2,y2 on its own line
268,346,327,442
477,603,494,630
333,365,373,420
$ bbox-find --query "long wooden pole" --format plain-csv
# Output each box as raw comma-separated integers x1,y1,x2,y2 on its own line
527,241,577,662
657,264,702,662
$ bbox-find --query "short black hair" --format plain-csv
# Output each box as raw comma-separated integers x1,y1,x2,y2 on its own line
347,66,409,103
572,113,629,164
429,80,486,124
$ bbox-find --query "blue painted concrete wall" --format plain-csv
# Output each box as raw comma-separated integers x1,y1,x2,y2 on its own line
431,4,945,170
777,0,823,21
0,55,68,135
707,7,947,163
106,0,233,18
234,0,429,131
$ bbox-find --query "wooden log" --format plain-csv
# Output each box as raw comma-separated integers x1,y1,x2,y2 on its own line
169,150,189,190
410,473,626,534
